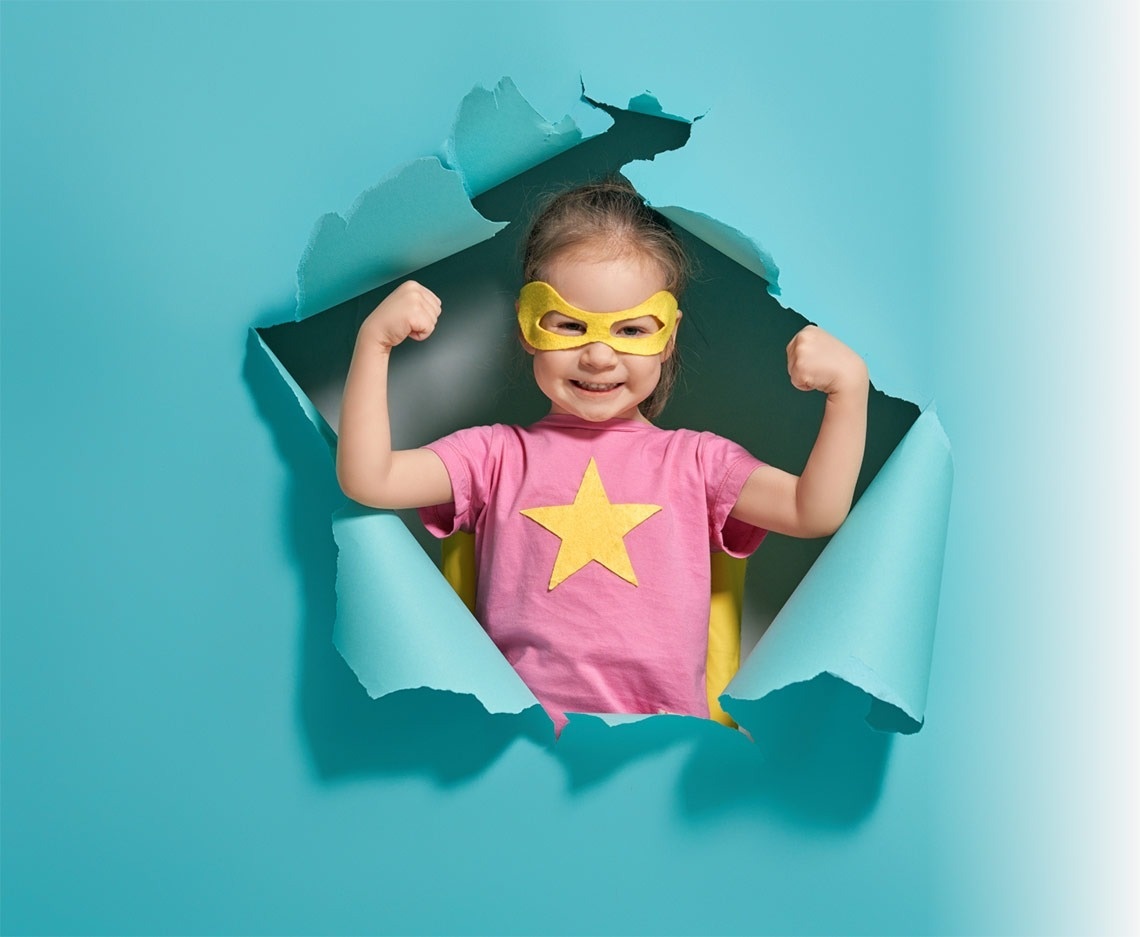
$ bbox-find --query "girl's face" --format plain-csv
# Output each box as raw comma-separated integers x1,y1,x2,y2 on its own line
522,250,678,423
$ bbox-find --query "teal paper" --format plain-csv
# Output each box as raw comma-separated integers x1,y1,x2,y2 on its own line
444,76,613,197
253,331,338,454
295,157,506,320
625,92,696,123
724,407,953,732
656,204,782,294
332,505,539,714
582,78,707,124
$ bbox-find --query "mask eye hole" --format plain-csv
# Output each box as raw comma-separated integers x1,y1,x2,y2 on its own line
611,315,661,339
539,312,588,335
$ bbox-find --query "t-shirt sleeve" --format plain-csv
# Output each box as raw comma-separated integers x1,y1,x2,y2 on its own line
700,433,767,558
416,425,497,538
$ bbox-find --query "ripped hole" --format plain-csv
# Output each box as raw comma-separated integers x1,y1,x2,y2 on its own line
257,89,925,737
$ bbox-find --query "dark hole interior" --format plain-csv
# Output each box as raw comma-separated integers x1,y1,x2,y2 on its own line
259,102,918,651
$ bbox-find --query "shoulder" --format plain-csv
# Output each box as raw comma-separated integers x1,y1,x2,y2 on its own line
429,422,517,446
653,426,751,459
652,427,764,491
424,423,517,466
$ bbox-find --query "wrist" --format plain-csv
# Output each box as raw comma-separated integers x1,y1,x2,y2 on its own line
357,323,396,355
825,373,869,404
827,360,869,399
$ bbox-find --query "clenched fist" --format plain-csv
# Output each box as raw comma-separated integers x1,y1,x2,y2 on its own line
786,325,869,397
359,280,443,351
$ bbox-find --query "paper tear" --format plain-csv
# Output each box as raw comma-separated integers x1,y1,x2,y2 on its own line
723,407,953,733
656,204,781,294
253,77,952,746
296,157,506,321
253,330,337,453
332,504,540,715
444,77,613,197
582,82,706,124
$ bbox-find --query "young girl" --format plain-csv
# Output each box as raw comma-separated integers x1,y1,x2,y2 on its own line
337,180,869,730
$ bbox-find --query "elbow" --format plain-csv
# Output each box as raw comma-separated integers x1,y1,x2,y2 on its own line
336,460,386,508
336,469,365,505
335,455,356,501
822,506,850,536
812,517,845,538
797,504,851,539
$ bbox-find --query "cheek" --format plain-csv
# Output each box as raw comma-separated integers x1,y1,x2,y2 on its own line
631,357,663,387
531,350,569,385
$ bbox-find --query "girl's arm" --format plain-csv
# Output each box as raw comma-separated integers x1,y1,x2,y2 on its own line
336,281,455,510
730,325,869,538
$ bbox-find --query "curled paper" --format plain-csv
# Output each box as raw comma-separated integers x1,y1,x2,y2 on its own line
253,77,952,739
724,407,952,733
444,76,613,197
296,157,507,321
332,505,539,715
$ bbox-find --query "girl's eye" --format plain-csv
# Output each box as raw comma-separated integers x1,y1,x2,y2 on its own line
613,318,659,338
540,313,586,334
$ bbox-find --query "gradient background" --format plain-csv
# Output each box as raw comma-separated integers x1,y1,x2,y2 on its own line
3,2,1136,935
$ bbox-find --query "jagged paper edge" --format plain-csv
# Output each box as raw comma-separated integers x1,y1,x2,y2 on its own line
722,407,953,734
442,76,614,197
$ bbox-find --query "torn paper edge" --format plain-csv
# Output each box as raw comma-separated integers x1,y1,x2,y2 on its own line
253,330,338,454
442,76,615,197
722,407,953,733
295,157,507,321
656,204,781,295
332,504,541,715
581,76,709,124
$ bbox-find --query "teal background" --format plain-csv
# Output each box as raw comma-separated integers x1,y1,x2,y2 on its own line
3,3,1135,935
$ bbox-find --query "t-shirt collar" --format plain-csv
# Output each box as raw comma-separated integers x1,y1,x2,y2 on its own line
536,413,657,433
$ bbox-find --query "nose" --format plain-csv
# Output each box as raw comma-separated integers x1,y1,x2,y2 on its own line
579,341,618,370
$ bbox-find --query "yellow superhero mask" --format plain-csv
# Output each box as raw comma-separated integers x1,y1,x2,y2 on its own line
517,281,678,356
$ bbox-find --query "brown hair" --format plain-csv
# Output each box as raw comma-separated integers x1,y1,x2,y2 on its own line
522,177,689,420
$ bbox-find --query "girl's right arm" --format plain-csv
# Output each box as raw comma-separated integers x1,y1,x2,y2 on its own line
336,281,455,510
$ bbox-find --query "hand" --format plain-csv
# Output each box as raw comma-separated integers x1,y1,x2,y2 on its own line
786,325,869,398
359,280,442,350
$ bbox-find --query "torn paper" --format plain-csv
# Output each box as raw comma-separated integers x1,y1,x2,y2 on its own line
333,504,540,714
443,76,613,197
724,407,952,733
296,157,507,321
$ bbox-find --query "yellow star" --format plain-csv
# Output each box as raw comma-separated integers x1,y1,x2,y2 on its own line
520,458,662,590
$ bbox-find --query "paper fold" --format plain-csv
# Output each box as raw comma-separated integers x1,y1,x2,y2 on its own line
724,407,953,733
656,205,781,295
332,505,540,714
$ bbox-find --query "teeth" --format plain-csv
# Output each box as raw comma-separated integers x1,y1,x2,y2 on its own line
575,381,619,391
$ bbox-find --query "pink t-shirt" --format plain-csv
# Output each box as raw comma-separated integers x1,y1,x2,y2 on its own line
419,414,765,727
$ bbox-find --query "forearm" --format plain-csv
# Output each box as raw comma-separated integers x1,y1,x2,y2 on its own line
730,324,869,538
793,380,868,536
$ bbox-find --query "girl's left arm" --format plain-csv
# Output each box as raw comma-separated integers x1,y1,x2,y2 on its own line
730,325,869,538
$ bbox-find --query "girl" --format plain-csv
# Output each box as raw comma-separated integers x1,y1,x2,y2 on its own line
337,180,869,730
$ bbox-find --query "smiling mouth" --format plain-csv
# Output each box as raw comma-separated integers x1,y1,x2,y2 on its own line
572,380,623,393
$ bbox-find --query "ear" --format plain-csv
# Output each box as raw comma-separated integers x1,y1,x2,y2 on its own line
662,309,682,361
